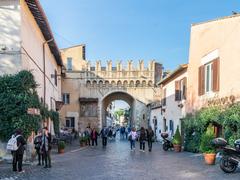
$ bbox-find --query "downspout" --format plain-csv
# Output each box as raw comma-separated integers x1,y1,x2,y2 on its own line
43,38,53,107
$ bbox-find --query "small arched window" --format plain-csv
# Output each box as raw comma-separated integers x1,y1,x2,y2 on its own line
129,80,134,87
86,80,91,87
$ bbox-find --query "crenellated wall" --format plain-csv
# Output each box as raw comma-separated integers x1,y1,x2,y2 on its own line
81,60,157,88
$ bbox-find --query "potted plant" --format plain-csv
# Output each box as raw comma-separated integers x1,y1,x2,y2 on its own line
200,124,216,165
58,141,65,154
172,126,182,152
79,136,87,147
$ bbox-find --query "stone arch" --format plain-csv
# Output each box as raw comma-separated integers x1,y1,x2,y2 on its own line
142,80,146,87
101,91,135,128
148,80,153,87
129,80,134,87
123,80,128,87
136,80,141,87
117,80,122,87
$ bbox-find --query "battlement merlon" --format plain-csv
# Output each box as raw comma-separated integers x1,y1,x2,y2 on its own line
86,60,160,72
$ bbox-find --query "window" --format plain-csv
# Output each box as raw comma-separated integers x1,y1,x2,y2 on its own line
169,120,174,135
175,77,187,101
162,88,166,106
66,117,75,128
54,70,57,86
198,58,219,96
67,57,72,71
62,93,70,104
205,63,212,93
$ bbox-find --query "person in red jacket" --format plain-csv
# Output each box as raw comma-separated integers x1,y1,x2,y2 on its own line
91,128,99,146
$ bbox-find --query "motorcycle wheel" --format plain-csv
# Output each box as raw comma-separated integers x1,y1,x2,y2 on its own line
220,158,237,173
163,143,169,151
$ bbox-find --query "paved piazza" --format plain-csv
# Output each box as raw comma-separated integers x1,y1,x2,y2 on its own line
0,139,239,180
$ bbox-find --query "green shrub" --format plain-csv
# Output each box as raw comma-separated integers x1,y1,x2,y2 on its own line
58,141,65,149
0,71,42,141
200,125,216,153
172,126,181,145
79,136,88,143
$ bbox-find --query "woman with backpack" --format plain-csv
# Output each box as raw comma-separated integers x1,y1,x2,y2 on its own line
146,126,154,152
128,127,138,151
34,130,44,165
139,127,147,152
11,129,26,173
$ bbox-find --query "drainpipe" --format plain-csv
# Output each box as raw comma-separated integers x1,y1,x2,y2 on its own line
43,38,53,107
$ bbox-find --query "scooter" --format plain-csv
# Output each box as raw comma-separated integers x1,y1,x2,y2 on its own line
213,138,240,173
161,132,173,151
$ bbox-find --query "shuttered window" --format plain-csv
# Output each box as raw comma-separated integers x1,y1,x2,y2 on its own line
182,77,187,100
198,58,220,96
175,81,180,101
162,88,166,106
175,77,187,101
212,58,220,92
198,65,205,96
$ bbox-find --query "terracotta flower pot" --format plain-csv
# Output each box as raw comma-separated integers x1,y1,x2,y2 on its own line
173,144,182,152
58,148,64,154
203,153,216,165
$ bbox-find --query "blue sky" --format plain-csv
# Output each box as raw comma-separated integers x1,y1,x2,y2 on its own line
40,0,240,70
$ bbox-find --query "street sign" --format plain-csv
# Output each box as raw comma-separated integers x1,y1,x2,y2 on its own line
27,108,40,115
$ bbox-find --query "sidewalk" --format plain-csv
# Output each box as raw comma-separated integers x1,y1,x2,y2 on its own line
0,139,87,180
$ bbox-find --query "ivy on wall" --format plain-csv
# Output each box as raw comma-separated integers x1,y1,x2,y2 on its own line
0,71,41,141
0,70,60,141
183,104,240,152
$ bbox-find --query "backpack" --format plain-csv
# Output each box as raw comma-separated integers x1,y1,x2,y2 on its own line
6,135,20,151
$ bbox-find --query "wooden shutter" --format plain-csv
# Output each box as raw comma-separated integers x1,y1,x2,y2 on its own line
212,58,220,92
175,81,180,101
182,77,187,100
162,88,166,106
198,65,205,96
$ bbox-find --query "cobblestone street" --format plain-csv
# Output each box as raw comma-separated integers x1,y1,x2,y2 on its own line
0,139,239,180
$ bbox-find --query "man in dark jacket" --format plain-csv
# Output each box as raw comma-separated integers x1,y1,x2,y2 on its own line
12,129,26,172
41,127,52,168
100,126,109,147
146,127,154,152
34,130,44,165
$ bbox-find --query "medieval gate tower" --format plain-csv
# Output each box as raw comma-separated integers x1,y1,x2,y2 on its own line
60,45,162,131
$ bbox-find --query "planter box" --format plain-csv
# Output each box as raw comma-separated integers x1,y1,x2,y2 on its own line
58,149,64,154
173,144,182,152
203,153,216,165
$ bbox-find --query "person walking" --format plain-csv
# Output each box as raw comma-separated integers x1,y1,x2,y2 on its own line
128,127,137,151
91,128,99,146
41,127,52,168
139,127,146,152
85,127,92,146
125,126,129,140
146,126,154,152
11,129,26,173
34,130,44,165
100,126,109,147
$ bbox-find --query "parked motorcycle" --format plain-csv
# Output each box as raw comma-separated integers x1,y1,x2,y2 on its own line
161,132,173,151
213,137,240,173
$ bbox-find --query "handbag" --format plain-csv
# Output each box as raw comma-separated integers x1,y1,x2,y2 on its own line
128,134,132,141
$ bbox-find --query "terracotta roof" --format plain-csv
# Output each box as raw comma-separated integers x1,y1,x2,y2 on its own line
25,0,63,66
158,64,188,85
